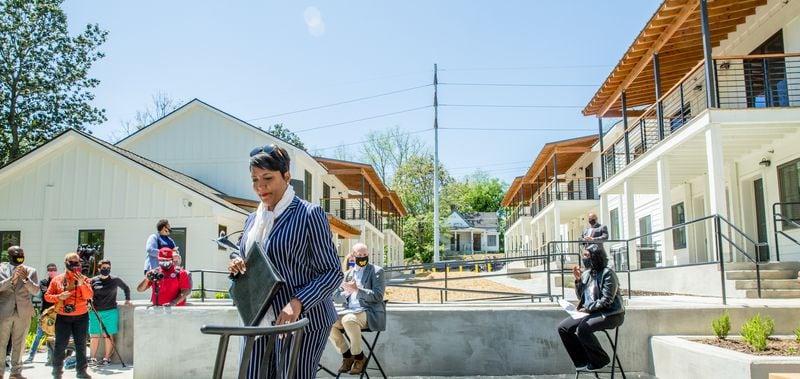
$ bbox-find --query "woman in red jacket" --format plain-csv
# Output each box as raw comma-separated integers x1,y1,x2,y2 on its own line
45,252,94,379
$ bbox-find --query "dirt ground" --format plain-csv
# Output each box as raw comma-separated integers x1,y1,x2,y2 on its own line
385,271,528,303
697,337,800,356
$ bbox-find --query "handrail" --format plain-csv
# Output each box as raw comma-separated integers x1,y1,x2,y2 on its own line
189,269,231,302
714,52,800,60
773,201,800,261
545,214,765,304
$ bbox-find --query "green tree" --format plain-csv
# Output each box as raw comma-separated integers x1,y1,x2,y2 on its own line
456,170,507,212
267,123,306,151
361,125,425,184
0,0,107,165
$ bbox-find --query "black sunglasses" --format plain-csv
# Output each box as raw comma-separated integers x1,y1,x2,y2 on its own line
250,144,277,157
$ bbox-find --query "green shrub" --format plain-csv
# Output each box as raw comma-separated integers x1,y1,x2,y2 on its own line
740,313,774,351
794,326,800,343
191,290,203,299
711,311,731,339
215,291,230,299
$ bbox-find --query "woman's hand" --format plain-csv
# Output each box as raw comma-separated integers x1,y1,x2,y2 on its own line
276,297,303,326
228,257,246,276
572,265,582,281
58,291,72,300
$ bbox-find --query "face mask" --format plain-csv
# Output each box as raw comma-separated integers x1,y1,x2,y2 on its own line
47,270,58,279
159,261,174,270
355,257,369,268
589,219,597,226
347,261,355,268
10,255,24,266
100,268,111,276
582,257,593,269
67,262,81,273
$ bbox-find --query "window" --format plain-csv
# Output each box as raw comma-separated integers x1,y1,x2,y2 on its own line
609,208,621,239
304,170,313,202
0,231,21,262
778,158,800,229
638,215,652,245
78,230,105,261
290,179,304,199
217,225,228,251
672,202,687,249
745,30,786,108
171,228,187,266
669,103,692,131
487,235,497,247
322,183,331,212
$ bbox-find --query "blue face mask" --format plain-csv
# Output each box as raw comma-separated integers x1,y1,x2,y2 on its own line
347,261,355,268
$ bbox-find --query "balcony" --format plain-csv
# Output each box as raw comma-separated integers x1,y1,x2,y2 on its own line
602,53,800,179
320,197,403,234
506,205,530,229
529,177,601,218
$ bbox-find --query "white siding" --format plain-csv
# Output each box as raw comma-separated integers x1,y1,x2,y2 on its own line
0,135,245,300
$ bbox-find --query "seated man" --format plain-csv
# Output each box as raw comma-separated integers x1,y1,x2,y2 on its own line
136,248,190,306
328,243,385,375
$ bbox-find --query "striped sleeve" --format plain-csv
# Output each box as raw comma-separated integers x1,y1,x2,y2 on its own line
293,204,343,310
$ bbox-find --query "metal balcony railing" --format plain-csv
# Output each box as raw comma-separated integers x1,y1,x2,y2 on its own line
528,177,601,217
602,53,800,180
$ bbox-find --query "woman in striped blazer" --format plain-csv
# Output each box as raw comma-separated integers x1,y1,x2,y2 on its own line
229,144,343,378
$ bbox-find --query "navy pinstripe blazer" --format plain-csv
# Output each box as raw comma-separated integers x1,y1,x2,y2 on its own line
234,196,343,331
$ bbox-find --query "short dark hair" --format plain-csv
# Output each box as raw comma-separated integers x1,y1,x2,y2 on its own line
249,145,290,174
156,219,169,232
589,249,609,273
99,259,111,266
46,263,57,269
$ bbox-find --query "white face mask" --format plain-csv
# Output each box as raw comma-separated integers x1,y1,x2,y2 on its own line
159,261,173,270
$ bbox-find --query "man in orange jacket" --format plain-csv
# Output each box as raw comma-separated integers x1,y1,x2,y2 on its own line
45,252,94,379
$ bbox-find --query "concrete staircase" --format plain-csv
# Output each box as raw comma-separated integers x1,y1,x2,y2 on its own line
726,262,800,298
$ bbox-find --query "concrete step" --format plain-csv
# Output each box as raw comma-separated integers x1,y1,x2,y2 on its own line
725,261,800,271
735,279,800,290
745,289,800,298
725,270,797,280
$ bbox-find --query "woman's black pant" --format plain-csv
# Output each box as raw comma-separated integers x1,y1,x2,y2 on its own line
52,313,89,374
557,312,624,368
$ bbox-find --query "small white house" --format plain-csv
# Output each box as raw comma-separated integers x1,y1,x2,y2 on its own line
444,210,500,254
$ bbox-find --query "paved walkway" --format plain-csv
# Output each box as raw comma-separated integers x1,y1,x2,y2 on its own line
10,356,133,379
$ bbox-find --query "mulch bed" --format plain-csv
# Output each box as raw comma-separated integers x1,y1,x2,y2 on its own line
696,337,800,356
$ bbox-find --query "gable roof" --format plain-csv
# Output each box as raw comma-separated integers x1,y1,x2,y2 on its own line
1,128,248,216
446,210,498,230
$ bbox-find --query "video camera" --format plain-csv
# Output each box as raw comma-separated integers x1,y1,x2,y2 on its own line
76,244,101,276
146,269,165,282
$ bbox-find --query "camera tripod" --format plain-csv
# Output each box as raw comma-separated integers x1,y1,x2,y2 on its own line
87,300,127,367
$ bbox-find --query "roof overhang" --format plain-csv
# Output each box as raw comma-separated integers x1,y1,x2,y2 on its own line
583,0,767,117
314,157,407,216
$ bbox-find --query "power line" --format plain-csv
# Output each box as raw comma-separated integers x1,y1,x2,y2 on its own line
440,104,584,109
439,64,611,72
248,84,432,121
439,82,597,87
312,128,433,152
448,159,532,170
440,127,595,132
295,105,431,133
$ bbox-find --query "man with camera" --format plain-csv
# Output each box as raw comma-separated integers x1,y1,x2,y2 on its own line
44,252,94,379
0,246,40,379
137,247,190,306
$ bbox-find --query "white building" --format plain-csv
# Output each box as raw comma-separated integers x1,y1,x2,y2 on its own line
0,99,406,298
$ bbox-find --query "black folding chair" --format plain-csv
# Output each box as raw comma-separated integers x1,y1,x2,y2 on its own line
319,327,385,379
201,318,309,379
575,325,626,379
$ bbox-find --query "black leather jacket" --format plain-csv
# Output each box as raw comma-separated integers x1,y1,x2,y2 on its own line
575,267,624,316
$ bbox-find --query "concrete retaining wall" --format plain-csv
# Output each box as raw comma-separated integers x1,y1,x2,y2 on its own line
652,336,800,379
131,302,800,378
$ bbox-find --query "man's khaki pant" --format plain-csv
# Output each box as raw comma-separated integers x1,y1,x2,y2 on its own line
328,311,368,355
0,309,32,376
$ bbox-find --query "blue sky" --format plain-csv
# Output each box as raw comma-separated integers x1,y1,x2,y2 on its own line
62,1,659,185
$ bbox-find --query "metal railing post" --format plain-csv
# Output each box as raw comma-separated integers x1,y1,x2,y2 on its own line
560,245,565,300
715,215,727,305
625,240,631,300
444,264,449,302
546,242,551,298
772,202,781,262
201,271,206,302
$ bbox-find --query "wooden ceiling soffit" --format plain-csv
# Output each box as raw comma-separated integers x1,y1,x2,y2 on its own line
327,215,361,238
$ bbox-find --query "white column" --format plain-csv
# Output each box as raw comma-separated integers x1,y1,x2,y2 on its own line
705,126,727,217
600,193,609,233
623,180,636,268
553,205,561,241
657,158,674,265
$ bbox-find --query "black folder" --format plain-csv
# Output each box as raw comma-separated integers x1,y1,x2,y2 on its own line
229,242,285,326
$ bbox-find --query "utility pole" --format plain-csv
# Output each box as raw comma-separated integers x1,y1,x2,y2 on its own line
433,63,440,263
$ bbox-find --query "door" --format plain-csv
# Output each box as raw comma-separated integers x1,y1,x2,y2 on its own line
585,164,595,200
473,234,482,253
744,31,786,108
692,196,709,263
753,179,770,261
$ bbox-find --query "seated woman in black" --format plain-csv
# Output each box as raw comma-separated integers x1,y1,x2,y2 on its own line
557,247,625,371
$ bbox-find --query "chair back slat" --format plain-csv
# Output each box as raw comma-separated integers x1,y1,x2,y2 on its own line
201,318,310,379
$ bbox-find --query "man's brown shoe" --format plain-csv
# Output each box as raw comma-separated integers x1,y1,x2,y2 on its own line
9,374,28,379
349,356,367,375
337,357,355,373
